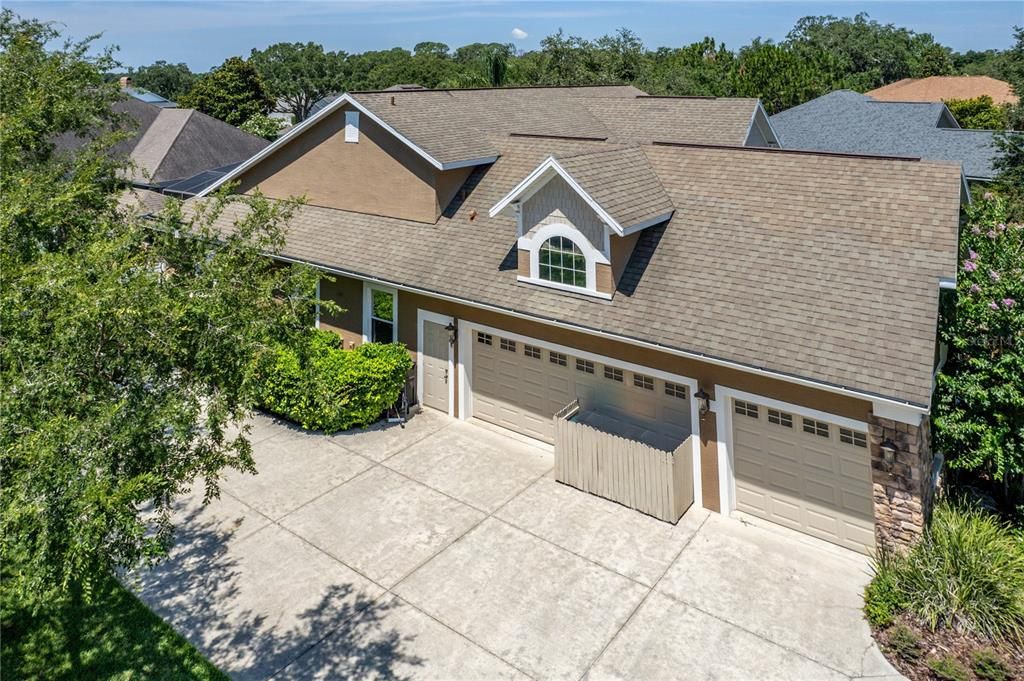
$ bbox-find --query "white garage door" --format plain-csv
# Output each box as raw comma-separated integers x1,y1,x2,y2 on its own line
731,398,875,553
470,330,690,445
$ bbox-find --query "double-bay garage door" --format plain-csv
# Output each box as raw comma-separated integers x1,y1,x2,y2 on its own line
731,397,875,553
470,330,691,446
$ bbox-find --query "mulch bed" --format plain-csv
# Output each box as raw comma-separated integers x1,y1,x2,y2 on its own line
874,614,1024,681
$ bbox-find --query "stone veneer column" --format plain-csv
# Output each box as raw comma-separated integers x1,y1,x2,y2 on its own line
869,414,936,551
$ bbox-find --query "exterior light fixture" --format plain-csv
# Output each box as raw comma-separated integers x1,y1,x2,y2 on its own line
694,388,711,416
444,321,457,346
880,438,899,471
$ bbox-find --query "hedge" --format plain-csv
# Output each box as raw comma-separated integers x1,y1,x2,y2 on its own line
252,329,413,433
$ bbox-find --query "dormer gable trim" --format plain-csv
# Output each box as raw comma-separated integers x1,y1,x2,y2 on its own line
195,92,498,198
490,156,629,236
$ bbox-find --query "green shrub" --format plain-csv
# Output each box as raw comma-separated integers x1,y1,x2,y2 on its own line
864,501,1024,644
972,648,1011,681
884,623,922,661
927,655,970,681
253,329,413,433
864,549,906,628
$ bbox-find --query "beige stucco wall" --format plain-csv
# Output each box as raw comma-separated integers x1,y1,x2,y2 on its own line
234,104,456,224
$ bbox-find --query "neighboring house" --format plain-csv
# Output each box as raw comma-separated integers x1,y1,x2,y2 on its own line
58,84,270,212
866,75,1019,105
193,84,962,556
770,90,1000,181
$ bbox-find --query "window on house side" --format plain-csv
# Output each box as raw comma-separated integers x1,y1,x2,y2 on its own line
539,236,587,288
369,288,394,343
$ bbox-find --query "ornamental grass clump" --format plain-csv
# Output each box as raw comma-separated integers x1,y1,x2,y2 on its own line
865,500,1024,644
253,329,413,433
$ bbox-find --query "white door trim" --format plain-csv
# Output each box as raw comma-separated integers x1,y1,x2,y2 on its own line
460,318,703,510
713,384,871,518
417,309,455,417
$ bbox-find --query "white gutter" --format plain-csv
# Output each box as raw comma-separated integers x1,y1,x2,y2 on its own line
273,252,931,423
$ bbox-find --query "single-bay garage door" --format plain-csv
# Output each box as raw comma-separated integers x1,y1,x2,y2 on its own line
731,398,875,553
470,329,691,445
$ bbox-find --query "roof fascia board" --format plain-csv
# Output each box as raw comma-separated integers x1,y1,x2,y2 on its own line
441,155,499,170
488,156,626,235
621,210,675,235
271,252,931,422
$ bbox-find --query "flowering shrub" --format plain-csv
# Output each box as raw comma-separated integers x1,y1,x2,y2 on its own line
934,193,1024,500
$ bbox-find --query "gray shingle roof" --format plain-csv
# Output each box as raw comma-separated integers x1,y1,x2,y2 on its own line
197,138,961,407
770,90,1000,180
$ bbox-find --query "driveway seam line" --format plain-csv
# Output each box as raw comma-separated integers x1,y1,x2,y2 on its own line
575,512,712,681
271,460,378,525
325,416,455,464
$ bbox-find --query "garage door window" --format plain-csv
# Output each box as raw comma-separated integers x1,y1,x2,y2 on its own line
633,374,654,390
802,418,830,438
575,358,595,374
604,365,623,382
664,382,687,399
500,338,517,352
767,408,793,428
734,400,759,418
840,428,867,448
524,344,542,359
549,351,567,367
476,332,492,345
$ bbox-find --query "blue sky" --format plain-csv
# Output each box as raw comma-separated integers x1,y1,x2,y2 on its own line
9,1,1022,71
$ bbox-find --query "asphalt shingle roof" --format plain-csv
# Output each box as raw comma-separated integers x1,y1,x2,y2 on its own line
555,146,674,229
197,137,961,407
349,87,760,164
867,76,1018,105
770,90,1000,180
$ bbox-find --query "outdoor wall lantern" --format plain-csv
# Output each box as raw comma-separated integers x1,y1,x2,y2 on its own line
880,438,899,471
694,388,711,416
444,321,458,346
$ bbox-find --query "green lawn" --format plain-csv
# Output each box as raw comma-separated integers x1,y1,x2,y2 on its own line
1,571,226,681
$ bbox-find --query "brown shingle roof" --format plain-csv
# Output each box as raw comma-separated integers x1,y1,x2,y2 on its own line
867,76,1018,105
349,87,760,165
198,138,961,407
555,146,674,229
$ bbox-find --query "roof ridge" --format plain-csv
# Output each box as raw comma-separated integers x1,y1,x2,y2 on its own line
649,140,923,162
350,83,637,95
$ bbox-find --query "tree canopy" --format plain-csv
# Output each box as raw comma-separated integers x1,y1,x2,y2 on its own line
0,12,318,672
249,42,347,122
126,60,196,101
178,56,273,126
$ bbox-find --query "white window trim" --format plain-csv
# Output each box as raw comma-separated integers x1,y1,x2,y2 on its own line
517,222,610,299
361,282,398,344
457,318,702,509
416,309,455,417
712,385,871,518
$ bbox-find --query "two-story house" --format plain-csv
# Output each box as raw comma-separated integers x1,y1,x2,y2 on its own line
193,85,964,555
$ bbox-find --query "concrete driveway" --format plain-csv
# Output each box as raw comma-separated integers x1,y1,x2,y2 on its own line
130,409,901,681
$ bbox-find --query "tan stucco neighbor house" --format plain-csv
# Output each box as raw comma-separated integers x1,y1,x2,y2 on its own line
194,85,965,555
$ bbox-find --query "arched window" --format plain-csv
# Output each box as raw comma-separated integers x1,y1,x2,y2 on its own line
538,236,587,288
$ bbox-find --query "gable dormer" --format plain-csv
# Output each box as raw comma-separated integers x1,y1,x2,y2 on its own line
490,148,674,299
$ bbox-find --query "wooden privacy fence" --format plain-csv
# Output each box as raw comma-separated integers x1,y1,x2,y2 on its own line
553,400,695,523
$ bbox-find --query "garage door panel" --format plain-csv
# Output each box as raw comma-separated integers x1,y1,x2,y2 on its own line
732,398,874,554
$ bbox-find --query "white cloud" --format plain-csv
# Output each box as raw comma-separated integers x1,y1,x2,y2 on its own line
511,27,528,40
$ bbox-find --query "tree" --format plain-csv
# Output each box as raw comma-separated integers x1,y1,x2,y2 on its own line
934,194,1024,509
413,41,449,58
178,56,273,126
127,60,196,101
249,42,347,122
1,11,318,672
240,112,286,139
733,39,837,114
945,95,1009,130
638,38,735,96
